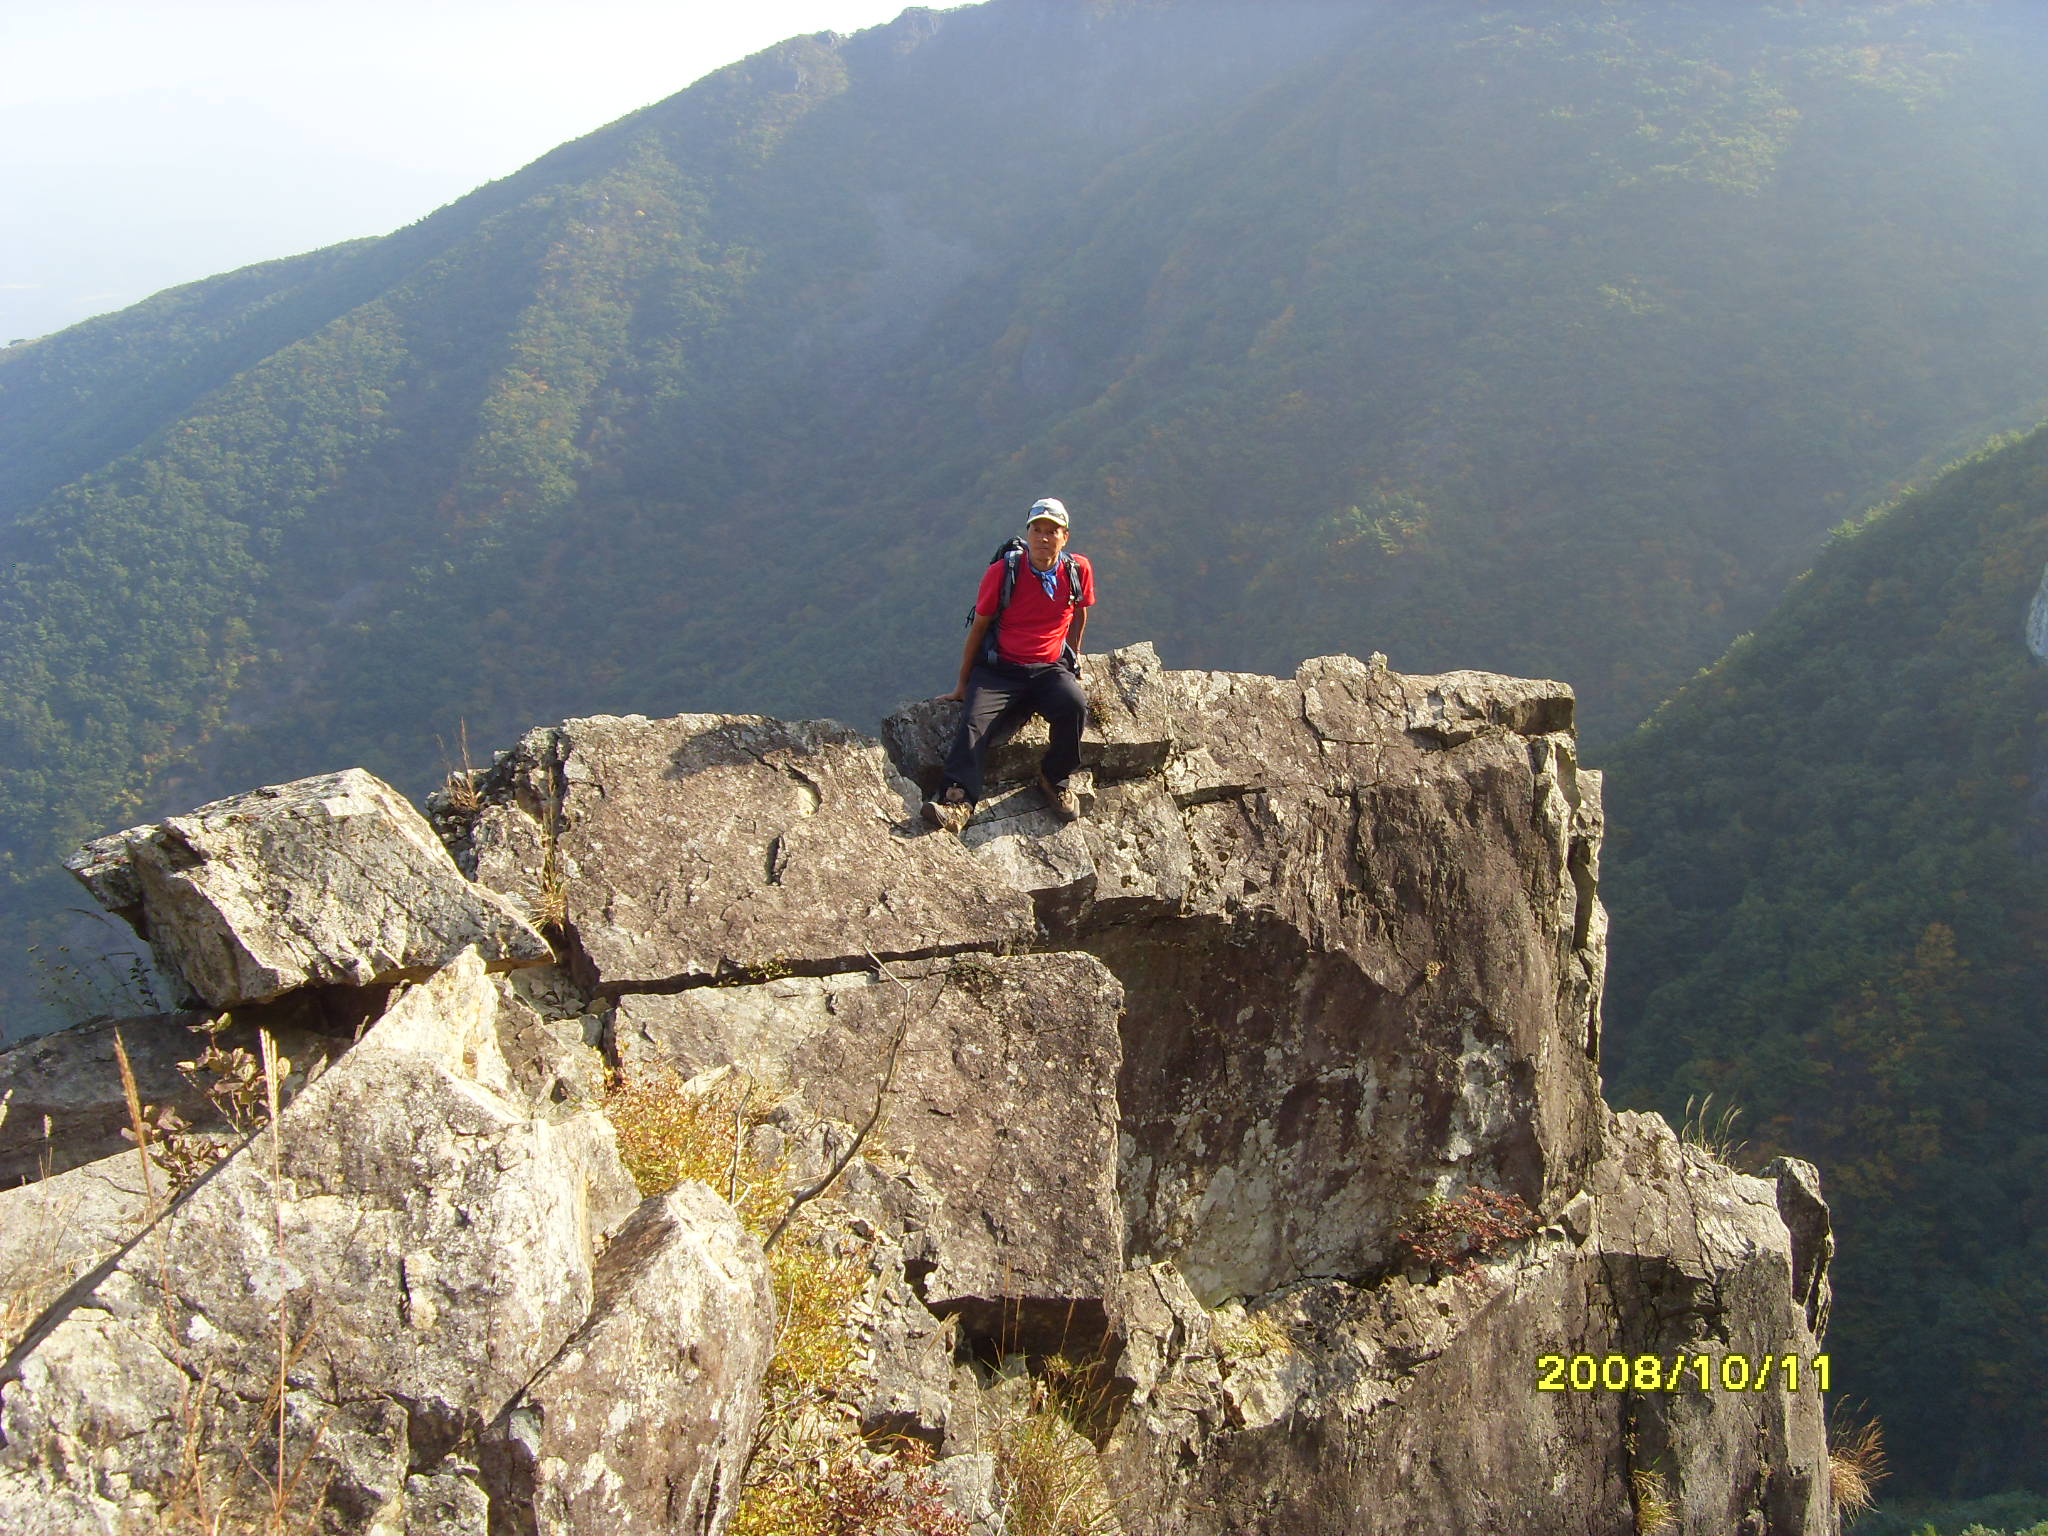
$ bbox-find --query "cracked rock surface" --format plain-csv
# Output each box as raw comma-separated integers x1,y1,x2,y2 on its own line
66,768,551,1007
0,951,770,1535
6,645,1833,1535
439,714,1034,988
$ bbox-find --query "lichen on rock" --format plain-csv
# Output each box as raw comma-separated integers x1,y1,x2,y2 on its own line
5,644,1834,1534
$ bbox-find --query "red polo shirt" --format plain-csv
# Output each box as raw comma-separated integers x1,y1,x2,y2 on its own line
976,554,1094,665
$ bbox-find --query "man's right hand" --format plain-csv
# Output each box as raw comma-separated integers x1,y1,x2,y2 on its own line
937,687,966,703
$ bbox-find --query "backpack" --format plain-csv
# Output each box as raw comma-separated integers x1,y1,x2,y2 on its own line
968,537,1083,669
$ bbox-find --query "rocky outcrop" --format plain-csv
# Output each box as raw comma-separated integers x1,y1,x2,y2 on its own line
886,644,1608,1305
1090,1110,1833,1534
0,951,772,1534
11,644,1832,1534
614,951,1127,1355
441,715,1032,989
68,768,551,1007
480,1180,775,1536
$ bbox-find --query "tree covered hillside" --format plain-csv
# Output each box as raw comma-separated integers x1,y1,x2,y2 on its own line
7,0,2048,1027
1602,425,2048,1495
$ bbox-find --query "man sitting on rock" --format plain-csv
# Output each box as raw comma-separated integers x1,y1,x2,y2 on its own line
924,498,1095,833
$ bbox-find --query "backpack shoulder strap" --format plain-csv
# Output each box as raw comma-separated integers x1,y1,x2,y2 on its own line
997,547,1024,613
981,547,1023,665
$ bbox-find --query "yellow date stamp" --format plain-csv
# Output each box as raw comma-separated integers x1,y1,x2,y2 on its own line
1536,1352,1831,1393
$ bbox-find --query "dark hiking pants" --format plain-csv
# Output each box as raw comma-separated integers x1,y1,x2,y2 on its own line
941,660,1087,804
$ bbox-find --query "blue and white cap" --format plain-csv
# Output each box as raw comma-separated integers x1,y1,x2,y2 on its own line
1027,497,1069,529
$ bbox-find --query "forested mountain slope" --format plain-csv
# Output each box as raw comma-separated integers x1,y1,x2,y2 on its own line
1602,425,2048,1496
7,0,2048,1025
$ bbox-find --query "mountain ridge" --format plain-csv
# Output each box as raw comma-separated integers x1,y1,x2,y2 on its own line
1602,422,2048,1493
8,0,2048,1094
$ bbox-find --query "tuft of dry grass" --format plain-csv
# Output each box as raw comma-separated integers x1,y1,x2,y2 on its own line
731,1439,973,1536
1631,1467,1678,1534
607,1066,909,1527
994,1370,1123,1536
437,720,482,813
1212,1303,1292,1363
1829,1414,1887,1520
1678,1092,1748,1167
532,793,569,931
607,1068,778,1216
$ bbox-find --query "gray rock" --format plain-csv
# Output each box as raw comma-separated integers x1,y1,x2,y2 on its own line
489,971,608,1112
859,1257,966,1443
928,1452,1006,1536
65,769,551,1007
394,1462,488,1535
0,950,640,1531
1766,1155,1834,1337
443,714,1035,989
0,1152,153,1356
1102,1111,1832,1535
479,1181,775,1536
891,648,1607,1304
613,952,1126,1356
0,1009,344,1187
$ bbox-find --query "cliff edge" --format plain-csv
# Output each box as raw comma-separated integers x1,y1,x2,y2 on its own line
0,645,1834,1534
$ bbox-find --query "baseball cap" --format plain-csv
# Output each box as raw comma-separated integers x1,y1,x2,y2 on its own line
1027,497,1070,529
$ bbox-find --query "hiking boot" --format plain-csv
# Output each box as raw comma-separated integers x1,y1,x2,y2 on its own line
1039,773,1081,822
922,786,972,834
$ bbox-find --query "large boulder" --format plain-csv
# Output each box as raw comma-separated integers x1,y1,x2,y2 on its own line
0,950,644,1532
885,646,1607,1304
439,714,1035,990
480,1181,776,1536
66,769,551,1008
612,951,1127,1356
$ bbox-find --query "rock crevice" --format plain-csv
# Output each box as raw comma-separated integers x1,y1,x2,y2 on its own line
3,644,1833,1535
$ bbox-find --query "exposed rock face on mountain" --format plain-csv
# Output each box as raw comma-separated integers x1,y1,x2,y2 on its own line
2,646,1834,1533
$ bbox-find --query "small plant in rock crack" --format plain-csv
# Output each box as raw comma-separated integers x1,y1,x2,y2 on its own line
1630,1467,1678,1535
181,1028,283,1135
436,718,483,812
1394,1186,1539,1274
1211,1303,1293,1363
126,1025,291,1190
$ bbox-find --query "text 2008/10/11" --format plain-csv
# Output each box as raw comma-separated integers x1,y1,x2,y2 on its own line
1535,1353,1831,1393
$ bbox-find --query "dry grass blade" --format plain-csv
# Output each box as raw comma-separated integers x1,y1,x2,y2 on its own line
438,719,482,811
113,1028,162,1219
1678,1092,1748,1166
1828,1415,1887,1519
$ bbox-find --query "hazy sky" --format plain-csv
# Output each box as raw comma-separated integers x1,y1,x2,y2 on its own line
1,0,925,343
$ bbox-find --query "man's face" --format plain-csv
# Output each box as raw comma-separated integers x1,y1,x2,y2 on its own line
1027,517,1069,567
